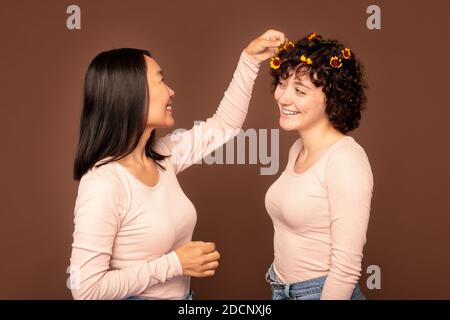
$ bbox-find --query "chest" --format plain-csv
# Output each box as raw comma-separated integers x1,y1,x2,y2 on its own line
265,172,330,232
117,167,197,254
125,163,160,187
293,150,327,175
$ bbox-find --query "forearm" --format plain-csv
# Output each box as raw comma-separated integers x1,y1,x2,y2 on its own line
211,50,261,131
71,251,183,300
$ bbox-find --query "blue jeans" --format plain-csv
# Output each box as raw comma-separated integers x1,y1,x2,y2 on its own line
265,264,366,300
125,290,194,300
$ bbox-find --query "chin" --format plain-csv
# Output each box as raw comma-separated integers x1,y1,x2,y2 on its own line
165,118,175,128
279,118,300,131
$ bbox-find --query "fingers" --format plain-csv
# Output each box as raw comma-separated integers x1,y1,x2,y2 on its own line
180,241,220,278
190,241,207,246
200,260,219,272
273,31,286,44
188,269,216,278
186,260,219,278
260,39,283,48
189,241,215,252
203,250,221,263
261,29,286,44
198,242,216,254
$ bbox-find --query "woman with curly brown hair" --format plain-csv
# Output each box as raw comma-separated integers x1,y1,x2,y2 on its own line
264,33,374,300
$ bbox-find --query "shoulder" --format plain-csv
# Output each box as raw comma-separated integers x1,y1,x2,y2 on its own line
328,136,370,167
75,160,131,220
78,160,127,201
325,136,373,183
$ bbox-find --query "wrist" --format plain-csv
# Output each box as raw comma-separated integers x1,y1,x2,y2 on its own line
242,48,261,64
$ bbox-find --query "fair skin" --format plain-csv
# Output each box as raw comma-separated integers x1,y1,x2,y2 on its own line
119,29,286,278
274,67,345,174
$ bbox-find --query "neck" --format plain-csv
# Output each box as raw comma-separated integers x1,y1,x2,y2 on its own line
298,120,341,156
121,126,154,166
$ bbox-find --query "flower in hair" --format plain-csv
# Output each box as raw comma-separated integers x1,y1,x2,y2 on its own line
270,56,281,70
342,48,351,59
283,41,295,50
277,40,295,53
300,55,313,65
330,56,342,68
307,32,321,41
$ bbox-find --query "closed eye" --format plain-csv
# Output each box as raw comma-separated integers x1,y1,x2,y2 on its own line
278,80,288,87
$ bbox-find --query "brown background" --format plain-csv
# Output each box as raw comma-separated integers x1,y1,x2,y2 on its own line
0,0,449,299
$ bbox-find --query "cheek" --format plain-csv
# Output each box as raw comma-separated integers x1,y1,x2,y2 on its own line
273,87,284,104
273,88,281,102
298,93,325,113
149,88,166,110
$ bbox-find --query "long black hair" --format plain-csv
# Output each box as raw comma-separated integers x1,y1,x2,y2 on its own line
73,48,167,181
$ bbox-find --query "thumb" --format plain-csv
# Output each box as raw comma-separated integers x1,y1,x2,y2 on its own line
260,39,282,48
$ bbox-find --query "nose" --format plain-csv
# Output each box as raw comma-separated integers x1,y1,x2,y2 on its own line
168,86,175,98
277,90,292,106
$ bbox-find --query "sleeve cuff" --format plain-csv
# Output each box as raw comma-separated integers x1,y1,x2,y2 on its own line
167,251,184,278
241,49,262,67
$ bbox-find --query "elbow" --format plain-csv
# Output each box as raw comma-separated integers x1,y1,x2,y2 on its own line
71,284,98,300
70,277,109,300
329,262,362,285
71,288,90,300
329,255,363,284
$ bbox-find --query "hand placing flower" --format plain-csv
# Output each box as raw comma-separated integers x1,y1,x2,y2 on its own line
245,29,286,62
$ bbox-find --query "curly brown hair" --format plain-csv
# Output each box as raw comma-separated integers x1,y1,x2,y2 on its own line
270,33,368,134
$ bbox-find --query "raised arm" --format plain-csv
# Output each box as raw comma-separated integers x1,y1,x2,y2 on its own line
155,30,286,174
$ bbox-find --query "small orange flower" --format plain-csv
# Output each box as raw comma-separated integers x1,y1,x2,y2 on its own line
307,32,318,41
284,41,295,50
270,56,281,70
300,55,312,65
276,43,284,53
308,32,322,42
277,40,295,53
342,48,351,59
330,56,342,68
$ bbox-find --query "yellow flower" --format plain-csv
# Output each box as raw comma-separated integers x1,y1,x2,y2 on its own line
300,55,312,65
330,56,342,68
270,56,281,70
342,48,351,59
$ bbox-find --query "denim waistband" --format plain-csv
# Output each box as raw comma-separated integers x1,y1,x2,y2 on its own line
265,263,364,300
265,263,328,290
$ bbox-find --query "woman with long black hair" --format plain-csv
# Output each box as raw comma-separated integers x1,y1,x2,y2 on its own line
69,30,285,300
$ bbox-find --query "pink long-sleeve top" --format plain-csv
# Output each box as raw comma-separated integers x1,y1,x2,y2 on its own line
265,136,374,299
69,51,260,300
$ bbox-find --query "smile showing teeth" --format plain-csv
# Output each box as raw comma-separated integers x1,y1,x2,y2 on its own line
166,105,173,111
281,108,300,116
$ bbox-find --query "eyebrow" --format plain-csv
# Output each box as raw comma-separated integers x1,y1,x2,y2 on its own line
293,80,311,89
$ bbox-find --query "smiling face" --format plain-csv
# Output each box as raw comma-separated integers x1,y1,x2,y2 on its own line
144,55,175,129
274,68,329,132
